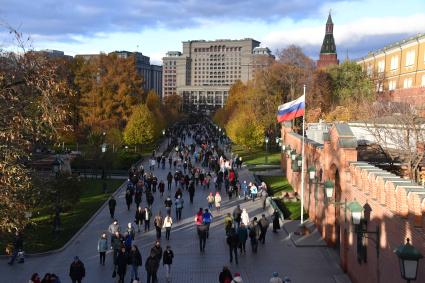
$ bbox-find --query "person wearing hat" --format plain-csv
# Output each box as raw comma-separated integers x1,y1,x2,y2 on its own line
283,276,291,282
231,272,243,283
269,272,283,283
69,256,85,283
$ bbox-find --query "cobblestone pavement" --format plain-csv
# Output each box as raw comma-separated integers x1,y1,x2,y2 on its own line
0,140,348,283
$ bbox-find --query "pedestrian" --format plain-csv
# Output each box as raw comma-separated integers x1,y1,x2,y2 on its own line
237,223,248,254
128,245,142,283
258,214,269,244
207,192,215,209
135,206,144,233
188,181,195,203
163,214,173,240
134,190,142,208
145,253,159,283
116,246,128,283
219,266,233,283
197,222,208,253
250,183,258,202
7,230,23,265
261,183,269,210
164,196,173,216
154,211,164,240
241,208,250,226
142,207,152,232
203,208,213,238
108,196,117,218
150,240,163,264
125,189,133,211
69,256,85,283
226,228,239,264
215,191,222,211
231,272,243,283
224,213,233,236
269,272,284,283
124,231,132,254
194,207,203,226
232,205,242,229
29,273,41,283
159,180,165,196
241,181,248,200
167,172,173,191
111,231,122,266
41,273,52,283
127,222,136,240
97,233,108,265
163,245,174,283
174,195,184,221
248,217,260,253
272,209,281,233
108,219,120,242
146,191,154,209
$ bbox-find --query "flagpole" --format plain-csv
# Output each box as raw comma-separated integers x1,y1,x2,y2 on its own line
300,85,306,224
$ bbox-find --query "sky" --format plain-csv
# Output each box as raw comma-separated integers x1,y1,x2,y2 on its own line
0,0,424,65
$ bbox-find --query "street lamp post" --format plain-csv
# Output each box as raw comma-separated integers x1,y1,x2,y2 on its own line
52,156,62,234
265,136,269,164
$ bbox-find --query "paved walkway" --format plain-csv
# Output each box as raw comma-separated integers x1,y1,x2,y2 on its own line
1,139,349,283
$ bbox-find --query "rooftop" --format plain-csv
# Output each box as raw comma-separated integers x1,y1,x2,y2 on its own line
357,33,425,61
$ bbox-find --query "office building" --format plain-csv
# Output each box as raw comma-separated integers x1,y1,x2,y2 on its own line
163,38,274,112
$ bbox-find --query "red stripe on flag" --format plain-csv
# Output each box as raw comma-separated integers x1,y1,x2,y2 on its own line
277,108,305,122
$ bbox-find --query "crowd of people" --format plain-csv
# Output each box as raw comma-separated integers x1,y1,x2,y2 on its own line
23,117,290,283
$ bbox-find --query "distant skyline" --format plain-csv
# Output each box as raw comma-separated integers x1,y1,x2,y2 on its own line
1,0,424,64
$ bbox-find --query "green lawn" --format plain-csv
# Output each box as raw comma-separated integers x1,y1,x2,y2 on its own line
260,175,307,220
232,144,282,166
0,179,125,254
260,176,292,196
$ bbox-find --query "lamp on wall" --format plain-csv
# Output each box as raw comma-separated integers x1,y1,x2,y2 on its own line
394,238,423,283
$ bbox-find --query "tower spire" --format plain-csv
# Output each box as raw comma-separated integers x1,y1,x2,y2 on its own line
317,11,339,68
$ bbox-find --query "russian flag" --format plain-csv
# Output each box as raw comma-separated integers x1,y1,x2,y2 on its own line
277,94,305,122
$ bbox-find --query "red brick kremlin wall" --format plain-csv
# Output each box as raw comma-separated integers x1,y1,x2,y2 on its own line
281,123,425,283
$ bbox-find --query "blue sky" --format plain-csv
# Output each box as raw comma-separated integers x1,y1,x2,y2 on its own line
1,0,424,64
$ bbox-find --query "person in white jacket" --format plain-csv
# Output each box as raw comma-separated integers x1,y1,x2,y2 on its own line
163,214,173,240
241,208,250,226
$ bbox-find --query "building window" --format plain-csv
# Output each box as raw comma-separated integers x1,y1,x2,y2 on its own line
405,50,415,66
388,80,397,91
390,56,399,70
403,78,413,89
378,60,385,73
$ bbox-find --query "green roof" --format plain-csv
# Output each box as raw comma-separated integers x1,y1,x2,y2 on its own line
327,13,333,25
320,34,336,54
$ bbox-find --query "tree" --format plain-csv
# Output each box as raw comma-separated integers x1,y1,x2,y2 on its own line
75,53,143,131
226,106,265,150
327,61,374,105
0,27,73,232
123,104,156,145
364,102,425,180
